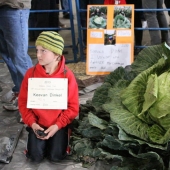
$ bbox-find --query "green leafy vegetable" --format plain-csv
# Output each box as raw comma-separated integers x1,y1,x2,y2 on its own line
89,15,106,29
70,43,170,169
114,14,131,28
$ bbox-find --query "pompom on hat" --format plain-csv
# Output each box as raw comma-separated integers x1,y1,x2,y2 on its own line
35,31,64,55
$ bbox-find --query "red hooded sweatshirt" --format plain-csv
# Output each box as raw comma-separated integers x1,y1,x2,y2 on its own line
18,56,79,130
104,0,126,4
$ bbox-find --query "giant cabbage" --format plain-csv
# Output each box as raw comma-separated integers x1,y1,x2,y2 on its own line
70,43,170,169
89,15,106,29
114,14,131,28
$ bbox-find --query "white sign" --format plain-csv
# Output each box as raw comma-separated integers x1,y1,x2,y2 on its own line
117,30,131,37
88,44,131,72
27,78,68,109
90,31,103,38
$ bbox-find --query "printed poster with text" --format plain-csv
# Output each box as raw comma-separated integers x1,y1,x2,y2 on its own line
86,5,134,75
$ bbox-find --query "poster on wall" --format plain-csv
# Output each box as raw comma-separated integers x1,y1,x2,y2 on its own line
86,5,134,75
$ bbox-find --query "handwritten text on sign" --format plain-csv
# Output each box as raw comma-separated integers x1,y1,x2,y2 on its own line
27,78,68,109
88,44,131,72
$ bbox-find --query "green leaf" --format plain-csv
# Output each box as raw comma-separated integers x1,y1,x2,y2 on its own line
88,112,108,130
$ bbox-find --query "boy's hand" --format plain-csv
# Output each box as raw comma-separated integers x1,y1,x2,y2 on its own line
42,124,59,140
31,123,45,139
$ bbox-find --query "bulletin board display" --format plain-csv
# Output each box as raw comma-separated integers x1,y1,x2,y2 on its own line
86,5,134,75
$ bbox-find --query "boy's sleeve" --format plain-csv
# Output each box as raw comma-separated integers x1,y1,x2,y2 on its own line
56,71,79,129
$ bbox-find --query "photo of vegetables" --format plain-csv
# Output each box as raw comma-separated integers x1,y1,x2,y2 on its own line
70,43,170,169
88,6,107,29
113,6,132,29
104,30,116,45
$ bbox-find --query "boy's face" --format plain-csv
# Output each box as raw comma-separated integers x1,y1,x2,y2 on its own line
36,45,59,66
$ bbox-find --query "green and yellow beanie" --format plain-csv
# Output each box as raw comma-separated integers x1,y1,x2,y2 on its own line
35,31,64,55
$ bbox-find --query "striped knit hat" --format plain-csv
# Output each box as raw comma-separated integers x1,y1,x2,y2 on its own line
35,31,64,55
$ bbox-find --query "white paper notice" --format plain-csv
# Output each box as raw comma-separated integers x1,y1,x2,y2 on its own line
117,30,131,37
88,44,131,72
90,31,103,38
27,78,68,109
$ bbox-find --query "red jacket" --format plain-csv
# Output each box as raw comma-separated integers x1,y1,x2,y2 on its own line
104,0,126,4
18,56,79,130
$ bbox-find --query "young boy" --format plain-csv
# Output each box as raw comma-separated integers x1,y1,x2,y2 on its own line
18,31,79,162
